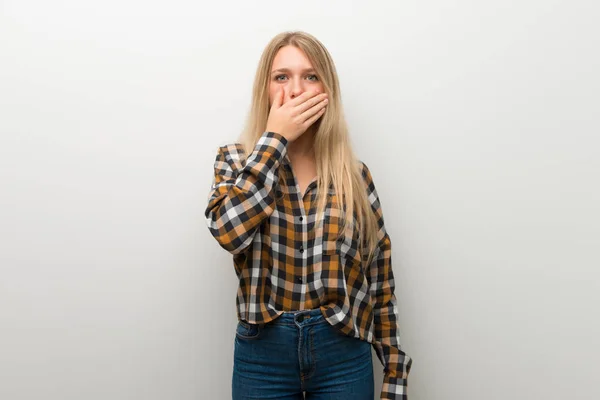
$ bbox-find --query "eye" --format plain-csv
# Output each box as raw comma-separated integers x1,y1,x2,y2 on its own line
274,74,287,81
306,74,319,81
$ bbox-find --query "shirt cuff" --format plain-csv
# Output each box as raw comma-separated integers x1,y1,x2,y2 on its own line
381,374,408,400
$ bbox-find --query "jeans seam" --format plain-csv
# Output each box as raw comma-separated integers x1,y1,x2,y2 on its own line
304,328,316,381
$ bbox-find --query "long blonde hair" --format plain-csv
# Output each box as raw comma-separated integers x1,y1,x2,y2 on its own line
239,31,380,267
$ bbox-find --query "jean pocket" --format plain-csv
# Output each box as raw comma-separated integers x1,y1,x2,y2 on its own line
235,320,262,340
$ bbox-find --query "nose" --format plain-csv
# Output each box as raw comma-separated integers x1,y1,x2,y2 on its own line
288,77,305,100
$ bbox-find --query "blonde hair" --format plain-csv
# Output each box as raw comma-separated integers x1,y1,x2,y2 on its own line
239,31,380,266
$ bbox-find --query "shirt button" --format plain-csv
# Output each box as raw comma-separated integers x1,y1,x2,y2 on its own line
299,216,303,221
299,246,304,253
297,277,303,283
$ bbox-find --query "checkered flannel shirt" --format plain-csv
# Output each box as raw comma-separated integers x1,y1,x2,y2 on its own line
205,131,413,399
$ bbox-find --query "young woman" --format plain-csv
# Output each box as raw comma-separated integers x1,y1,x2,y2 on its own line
205,31,413,400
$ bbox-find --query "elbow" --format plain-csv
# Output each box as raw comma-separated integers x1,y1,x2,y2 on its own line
222,241,252,255
214,234,254,255
205,214,254,255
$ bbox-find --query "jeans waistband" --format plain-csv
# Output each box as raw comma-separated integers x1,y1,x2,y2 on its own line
270,308,325,325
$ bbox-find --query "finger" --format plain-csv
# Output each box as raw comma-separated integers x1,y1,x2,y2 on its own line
295,93,327,115
298,97,328,123
302,105,326,128
286,90,320,108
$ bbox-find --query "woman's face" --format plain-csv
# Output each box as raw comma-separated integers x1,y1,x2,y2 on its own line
268,45,325,106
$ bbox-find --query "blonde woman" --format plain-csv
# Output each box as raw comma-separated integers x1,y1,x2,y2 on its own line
205,31,413,400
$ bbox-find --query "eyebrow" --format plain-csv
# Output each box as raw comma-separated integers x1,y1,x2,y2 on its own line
271,68,316,74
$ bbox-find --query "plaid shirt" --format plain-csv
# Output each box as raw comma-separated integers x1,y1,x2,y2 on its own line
205,131,413,399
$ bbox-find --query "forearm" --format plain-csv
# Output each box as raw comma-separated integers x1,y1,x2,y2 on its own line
205,131,288,254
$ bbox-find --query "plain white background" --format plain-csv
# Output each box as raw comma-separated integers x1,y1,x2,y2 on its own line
1,1,598,399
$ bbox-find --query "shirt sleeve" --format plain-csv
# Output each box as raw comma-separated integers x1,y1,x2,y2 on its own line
361,161,413,399
205,131,288,254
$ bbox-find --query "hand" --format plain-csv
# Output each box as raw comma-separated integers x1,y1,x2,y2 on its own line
265,88,328,142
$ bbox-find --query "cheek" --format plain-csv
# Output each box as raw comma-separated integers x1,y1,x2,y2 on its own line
268,84,278,105
310,80,325,93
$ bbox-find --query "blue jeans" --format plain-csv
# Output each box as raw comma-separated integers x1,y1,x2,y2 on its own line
232,308,374,399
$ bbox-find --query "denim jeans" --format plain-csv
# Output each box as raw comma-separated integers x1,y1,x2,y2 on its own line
232,308,374,399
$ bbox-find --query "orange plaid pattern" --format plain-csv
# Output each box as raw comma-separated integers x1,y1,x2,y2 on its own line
205,131,412,399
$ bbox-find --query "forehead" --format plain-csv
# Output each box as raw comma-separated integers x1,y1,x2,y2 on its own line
271,45,313,70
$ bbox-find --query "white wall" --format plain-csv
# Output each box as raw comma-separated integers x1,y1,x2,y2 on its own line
1,1,598,399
